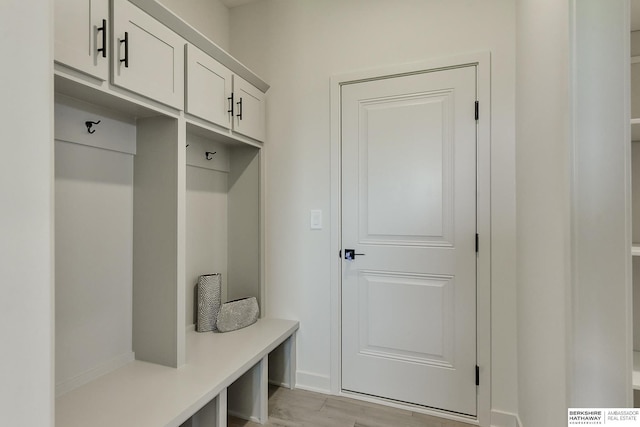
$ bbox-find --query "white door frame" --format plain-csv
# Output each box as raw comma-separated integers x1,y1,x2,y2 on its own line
329,51,491,426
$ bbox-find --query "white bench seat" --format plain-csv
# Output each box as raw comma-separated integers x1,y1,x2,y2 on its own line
56,318,299,427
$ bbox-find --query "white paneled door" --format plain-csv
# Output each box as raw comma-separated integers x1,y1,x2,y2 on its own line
341,65,477,416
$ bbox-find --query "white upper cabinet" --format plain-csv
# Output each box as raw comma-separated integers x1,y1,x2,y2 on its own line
54,0,109,81
186,44,265,142
112,0,185,110
232,75,266,142
186,44,233,129
53,0,267,141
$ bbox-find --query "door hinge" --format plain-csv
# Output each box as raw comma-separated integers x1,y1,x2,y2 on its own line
475,234,479,253
476,365,480,386
475,101,479,121
339,249,342,258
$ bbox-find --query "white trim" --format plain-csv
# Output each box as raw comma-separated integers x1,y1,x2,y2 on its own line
625,7,634,408
329,51,492,426
227,410,260,424
567,0,578,411
129,0,269,93
55,351,135,397
624,0,634,406
338,390,479,426
491,410,520,427
260,146,267,319
476,51,492,427
54,68,181,119
295,371,331,394
329,66,342,398
268,379,291,389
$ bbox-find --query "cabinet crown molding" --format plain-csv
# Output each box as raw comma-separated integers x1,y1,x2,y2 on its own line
129,0,270,93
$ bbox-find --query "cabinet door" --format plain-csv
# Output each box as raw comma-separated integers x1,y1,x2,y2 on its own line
112,0,184,109
185,44,233,130
232,76,266,142
54,0,109,81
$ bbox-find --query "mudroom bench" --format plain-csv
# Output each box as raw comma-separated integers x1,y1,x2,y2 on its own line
56,319,298,427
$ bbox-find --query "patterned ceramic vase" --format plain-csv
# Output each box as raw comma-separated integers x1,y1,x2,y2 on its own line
196,273,222,332
216,296,259,333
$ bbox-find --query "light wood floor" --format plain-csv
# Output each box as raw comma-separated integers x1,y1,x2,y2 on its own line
228,385,474,427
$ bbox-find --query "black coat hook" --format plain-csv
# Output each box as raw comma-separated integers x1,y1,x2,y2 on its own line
205,151,216,160
85,120,101,134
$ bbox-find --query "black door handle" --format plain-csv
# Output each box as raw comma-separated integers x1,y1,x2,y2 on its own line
236,97,243,120
97,19,107,58
120,32,129,68
227,93,234,117
344,249,365,260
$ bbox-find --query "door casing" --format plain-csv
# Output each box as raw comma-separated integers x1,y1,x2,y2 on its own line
329,51,491,426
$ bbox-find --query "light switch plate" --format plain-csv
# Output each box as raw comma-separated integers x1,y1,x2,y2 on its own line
310,209,322,230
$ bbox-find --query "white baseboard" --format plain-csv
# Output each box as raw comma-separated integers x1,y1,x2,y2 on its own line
339,390,476,425
55,351,135,397
228,410,260,424
293,373,522,427
268,379,291,389
295,370,331,394
491,410,521,427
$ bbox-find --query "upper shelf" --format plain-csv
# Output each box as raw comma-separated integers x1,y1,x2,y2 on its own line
129,0,269,93
632,118,640,142
634,351,640,390
632,56,640,142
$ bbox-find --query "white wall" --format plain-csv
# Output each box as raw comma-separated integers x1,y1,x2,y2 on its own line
516,0,633,424
158,0,230,50
229,0,518,420
0,0,54,425
184,135,262,329
185,165,228,325
185,135,230,327
569,0,631,408
515,0,570,424
54,98,137,395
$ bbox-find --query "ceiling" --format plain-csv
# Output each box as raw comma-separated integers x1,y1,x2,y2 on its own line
218,1,640,30
219,1,640,29
220,0,261,8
